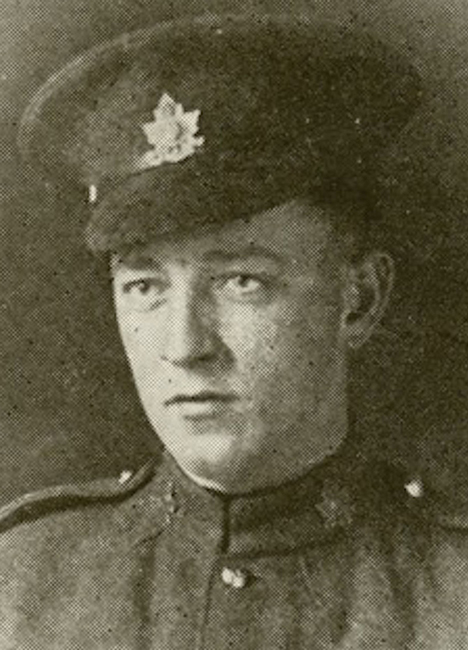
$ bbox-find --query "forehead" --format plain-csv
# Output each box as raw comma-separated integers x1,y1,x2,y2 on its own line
112,200,337,269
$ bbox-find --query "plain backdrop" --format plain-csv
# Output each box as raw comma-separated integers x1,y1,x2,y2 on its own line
2,0,468,504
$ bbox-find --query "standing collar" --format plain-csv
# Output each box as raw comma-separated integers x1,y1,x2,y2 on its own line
157,446,365,556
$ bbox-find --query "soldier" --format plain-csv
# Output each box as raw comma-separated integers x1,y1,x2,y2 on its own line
1,13,467,650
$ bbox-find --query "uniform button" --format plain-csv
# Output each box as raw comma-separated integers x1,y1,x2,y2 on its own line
221,567,249,589
405,477,424,498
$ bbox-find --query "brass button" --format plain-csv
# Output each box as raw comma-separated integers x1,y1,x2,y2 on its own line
221,567,248,589
405,477,424,498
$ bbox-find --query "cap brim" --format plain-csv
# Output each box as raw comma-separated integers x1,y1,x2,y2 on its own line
85,156,318,252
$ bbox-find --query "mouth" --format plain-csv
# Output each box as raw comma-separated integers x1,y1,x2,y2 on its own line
164,392,238,407
164,392,238,419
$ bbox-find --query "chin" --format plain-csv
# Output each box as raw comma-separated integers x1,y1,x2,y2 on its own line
166,430,249,480
150,408,262,478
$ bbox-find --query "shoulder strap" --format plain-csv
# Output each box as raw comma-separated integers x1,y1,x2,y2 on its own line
0,460,156,532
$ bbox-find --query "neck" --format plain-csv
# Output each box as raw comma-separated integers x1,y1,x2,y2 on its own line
183,407,349,495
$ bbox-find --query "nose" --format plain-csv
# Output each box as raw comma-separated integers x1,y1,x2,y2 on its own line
160,287,227,368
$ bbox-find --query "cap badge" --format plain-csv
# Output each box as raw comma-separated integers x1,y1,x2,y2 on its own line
140,93,205,169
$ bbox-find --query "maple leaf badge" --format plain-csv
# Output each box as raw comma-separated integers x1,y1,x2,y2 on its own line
140,93,205,169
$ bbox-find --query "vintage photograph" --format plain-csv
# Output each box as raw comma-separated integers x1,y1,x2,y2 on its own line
1,0,468,647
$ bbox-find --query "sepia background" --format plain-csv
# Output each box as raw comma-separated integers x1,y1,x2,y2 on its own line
2,0,468,504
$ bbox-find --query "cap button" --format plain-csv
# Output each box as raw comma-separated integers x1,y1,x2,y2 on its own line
118,470,133,485
88,184,98,204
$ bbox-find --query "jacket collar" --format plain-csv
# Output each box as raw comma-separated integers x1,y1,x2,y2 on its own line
154,445,365,556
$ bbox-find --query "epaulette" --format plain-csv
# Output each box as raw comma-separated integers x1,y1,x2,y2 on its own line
428,509,468,530
417,491,468,531
353,460,429,526
364,464,468,532
0,460,156,533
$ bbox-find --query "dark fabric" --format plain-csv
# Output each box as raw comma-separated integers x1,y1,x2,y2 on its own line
1,451,468,649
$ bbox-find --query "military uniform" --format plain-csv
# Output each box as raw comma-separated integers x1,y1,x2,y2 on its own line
6,12,467,650
1,450,468,649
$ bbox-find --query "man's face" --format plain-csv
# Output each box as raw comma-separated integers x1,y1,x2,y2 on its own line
112,201,358,492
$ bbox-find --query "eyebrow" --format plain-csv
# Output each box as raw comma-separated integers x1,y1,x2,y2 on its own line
113,255,162,271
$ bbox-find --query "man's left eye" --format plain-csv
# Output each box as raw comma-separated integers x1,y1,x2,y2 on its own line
216,274,270,300
228,275,262,291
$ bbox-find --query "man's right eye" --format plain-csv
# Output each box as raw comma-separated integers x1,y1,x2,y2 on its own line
119,278,167,311
123,279,155,295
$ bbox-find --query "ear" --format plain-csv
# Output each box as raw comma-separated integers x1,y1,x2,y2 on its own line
340,252,394,349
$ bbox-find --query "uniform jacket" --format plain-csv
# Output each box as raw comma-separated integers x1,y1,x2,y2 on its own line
0,450,468,650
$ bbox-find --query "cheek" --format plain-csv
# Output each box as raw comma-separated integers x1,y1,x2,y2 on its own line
217,304,278,364
116,310,162,373
219,294,342,375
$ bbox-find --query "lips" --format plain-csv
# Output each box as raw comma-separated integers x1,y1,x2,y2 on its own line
163,391,239,421
164,392,237,407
